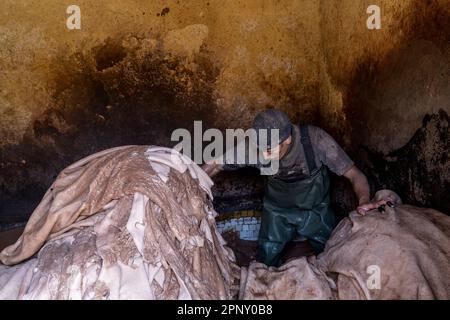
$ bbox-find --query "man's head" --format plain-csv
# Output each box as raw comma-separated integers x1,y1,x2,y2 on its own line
252,109,293,160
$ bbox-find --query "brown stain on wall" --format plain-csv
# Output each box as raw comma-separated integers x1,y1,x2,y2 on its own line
364,111,449,214
0,0,449,225
342,0,450,150
341,0,450,212
0,35,221,224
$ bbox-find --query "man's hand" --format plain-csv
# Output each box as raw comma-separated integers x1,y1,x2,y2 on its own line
357,199,387,215
356,192,399,215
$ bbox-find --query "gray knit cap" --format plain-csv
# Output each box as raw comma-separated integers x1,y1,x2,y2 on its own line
251,109,292,149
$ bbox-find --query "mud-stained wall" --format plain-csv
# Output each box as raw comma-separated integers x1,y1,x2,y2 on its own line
319,0,450,213
0,0,449,226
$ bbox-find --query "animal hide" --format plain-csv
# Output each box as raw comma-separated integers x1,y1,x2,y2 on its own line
0,146,239,299
240,191,450,300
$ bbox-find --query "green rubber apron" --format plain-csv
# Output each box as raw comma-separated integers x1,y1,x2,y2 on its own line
257,125,336,267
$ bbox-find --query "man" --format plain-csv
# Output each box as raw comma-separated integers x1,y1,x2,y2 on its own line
202,109,371,267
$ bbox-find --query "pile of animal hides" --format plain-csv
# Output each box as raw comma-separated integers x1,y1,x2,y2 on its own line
0,146,240,299
1,146,449,300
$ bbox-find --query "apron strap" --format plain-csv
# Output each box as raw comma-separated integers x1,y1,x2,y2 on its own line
299,124,317,174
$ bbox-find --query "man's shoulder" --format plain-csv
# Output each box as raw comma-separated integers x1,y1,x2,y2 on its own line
301,125,339,152
305,124,324,133
298,124,327,140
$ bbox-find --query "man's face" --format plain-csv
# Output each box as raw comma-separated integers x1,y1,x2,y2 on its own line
261,135,292,161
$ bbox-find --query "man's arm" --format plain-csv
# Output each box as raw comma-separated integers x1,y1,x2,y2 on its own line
343,165,371,215
201,162,224,178
310,126,370,214
202,139,252,178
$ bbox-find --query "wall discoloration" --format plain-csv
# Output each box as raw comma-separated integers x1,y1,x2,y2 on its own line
0,34,220,224
0,0,449,225
331,0,450,214
364,111,449,214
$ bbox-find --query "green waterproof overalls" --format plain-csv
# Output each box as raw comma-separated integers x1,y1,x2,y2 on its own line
257,125,336,267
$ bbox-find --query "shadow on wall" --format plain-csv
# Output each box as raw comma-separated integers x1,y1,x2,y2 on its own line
363,111,449,214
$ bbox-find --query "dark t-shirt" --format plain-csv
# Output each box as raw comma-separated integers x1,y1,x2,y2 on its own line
222,124,354,180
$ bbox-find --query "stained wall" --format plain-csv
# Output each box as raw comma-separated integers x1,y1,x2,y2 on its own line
1,0,449,226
